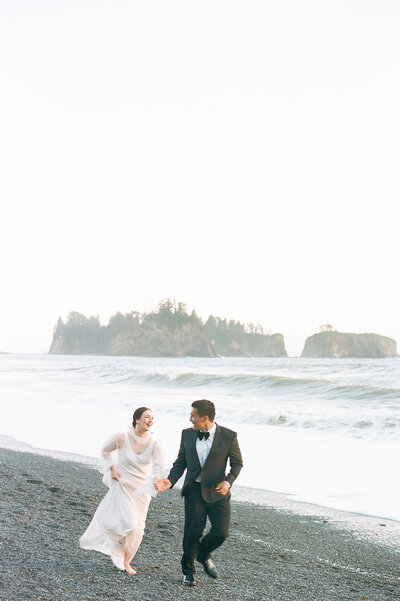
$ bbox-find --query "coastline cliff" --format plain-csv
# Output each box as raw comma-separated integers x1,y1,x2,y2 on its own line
301,331,397,358
49,300,288,358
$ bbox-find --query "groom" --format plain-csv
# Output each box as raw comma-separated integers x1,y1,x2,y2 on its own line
156,399,243,586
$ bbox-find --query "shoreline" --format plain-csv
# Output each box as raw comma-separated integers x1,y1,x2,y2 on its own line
1,447,399,601
3,351,400,358
1,435,399,553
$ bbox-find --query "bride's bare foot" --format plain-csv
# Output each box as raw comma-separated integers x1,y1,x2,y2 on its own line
124,562,137,575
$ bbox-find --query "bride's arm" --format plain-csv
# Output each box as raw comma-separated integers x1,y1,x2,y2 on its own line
151,440,165,481
99,432,125,478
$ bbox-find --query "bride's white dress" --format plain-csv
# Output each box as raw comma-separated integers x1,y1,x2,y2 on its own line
79,430,164,570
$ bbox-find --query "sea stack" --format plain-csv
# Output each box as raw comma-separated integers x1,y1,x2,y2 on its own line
48,304,288,358
301,331,398,358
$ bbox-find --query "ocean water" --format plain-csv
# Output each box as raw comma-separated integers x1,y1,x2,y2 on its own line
0,354,399,521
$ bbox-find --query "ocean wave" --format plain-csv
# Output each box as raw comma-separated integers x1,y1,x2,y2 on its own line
2,354,400,449
90,368,400,404
242,412,400,439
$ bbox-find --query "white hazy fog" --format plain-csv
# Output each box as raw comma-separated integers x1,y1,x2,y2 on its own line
1,1,399,357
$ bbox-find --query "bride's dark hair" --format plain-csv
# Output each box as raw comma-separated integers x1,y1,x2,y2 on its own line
132,406,151,427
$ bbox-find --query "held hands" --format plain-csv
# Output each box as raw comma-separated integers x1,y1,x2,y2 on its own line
110,466,122,481
154,478,172,493
215,481,230,496
153,478,229,494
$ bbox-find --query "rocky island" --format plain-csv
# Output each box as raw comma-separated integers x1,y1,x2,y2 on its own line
301,330,397,358
49,300,287,358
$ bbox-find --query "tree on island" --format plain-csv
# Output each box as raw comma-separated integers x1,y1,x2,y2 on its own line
319,324,336,333
145,299,201,330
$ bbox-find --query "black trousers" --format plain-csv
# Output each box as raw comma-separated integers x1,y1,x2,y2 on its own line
181,482,231,575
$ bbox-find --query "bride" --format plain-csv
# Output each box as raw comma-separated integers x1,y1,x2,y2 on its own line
79,407,164,575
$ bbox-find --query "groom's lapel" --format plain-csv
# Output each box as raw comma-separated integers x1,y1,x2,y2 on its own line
203,424,221,470
190,429,202,470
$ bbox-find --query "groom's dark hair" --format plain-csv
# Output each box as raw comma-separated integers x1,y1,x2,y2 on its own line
192,399,215,421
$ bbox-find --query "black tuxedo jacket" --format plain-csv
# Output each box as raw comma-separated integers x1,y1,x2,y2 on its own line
167,424,243,503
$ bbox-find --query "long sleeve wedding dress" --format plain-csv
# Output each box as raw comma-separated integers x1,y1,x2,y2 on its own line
79,429,164,570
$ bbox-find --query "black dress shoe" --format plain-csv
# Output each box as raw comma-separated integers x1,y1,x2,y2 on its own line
182,574,196,586
197,557,218,578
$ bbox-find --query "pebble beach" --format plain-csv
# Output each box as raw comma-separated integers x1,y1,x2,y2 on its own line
0,448,399,601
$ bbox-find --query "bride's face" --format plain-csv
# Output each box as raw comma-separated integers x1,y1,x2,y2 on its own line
136,410,154,432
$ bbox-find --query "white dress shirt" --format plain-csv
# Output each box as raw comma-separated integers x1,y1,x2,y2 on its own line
196,422,217,471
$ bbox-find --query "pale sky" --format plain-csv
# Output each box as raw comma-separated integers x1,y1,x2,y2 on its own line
1,1,399,357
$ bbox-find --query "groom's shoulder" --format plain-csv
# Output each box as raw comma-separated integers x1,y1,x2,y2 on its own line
216,424,237,437
182,427,195,436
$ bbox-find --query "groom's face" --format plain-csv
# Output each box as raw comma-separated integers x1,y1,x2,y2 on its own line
190,408,205,431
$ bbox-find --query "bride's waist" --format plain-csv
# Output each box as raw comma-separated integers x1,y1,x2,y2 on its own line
118,466,149,480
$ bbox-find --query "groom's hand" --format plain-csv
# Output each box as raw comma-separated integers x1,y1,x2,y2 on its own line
155,478,172,493
215,481,230,496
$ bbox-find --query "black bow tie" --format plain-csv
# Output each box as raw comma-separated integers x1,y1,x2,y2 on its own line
197,431,210,441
